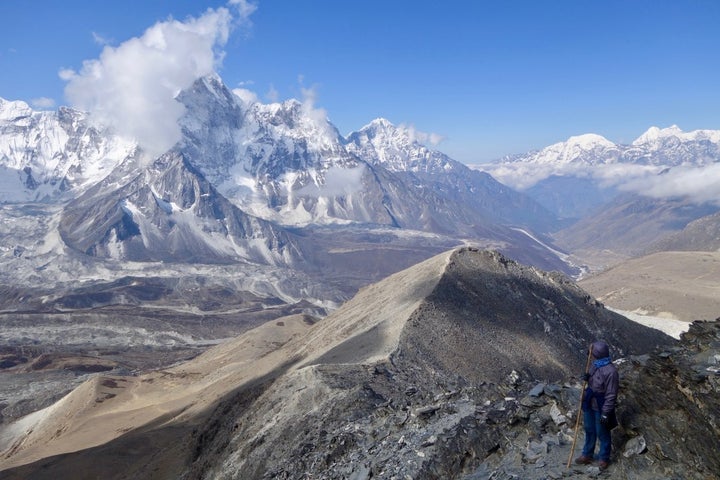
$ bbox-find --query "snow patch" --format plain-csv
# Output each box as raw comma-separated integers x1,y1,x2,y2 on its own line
609,307,690,339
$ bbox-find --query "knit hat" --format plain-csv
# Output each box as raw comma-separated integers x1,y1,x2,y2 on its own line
591,341,610,359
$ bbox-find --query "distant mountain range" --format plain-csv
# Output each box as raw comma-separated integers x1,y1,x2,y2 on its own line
473,124,720,260
476,125,720,216
485,126,720,187
2,74,720,294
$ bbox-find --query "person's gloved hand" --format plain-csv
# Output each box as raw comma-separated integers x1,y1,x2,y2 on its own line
581,373,590,382
600,414,610,427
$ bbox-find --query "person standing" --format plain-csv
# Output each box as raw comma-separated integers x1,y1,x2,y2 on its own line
575,340,619,470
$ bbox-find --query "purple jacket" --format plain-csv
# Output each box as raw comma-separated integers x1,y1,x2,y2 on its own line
587,362,619,414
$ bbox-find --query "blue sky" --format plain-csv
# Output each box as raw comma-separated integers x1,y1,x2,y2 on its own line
2,0,720,162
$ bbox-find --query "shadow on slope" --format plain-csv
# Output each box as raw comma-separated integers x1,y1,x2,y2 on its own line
395,249,670,384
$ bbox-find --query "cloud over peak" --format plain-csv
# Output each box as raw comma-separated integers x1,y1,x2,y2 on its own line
61,3,256,159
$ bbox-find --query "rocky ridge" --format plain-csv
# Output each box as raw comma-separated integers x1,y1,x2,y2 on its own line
0,247,678,479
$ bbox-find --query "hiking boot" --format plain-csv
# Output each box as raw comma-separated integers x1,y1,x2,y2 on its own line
598,460,610,470
575,455,593,465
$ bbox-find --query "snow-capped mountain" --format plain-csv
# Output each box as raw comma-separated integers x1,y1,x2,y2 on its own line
499,133,621,170
483,125,720,189
630,125,720,162
347,118,560,232
477,125,720,220
4,73,719,276
478,125,720,259
176,76,560,237
177,76,370,226
346,118,452,173
0,98,136,203
58,151,305,265
0,75,580,282
499,125,720,168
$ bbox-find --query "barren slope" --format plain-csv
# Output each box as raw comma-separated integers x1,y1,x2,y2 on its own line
579,251,720,322
0,250,453,473
552,194,719,259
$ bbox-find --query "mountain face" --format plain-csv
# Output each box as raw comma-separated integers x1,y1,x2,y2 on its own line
346,119,560,232
178,77,559,237
58,151,305,265
178,76,405,229
0,98,135,203
648,210,720,253
177,76,363,224
552,193,720,258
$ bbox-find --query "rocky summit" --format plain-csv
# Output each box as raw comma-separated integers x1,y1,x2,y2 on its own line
2,248,718,479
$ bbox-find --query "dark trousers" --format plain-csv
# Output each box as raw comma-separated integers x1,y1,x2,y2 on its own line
581,409,612,461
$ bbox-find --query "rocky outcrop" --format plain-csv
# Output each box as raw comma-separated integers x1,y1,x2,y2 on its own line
465,319,720,479
193,318,718,480
613,320,720,478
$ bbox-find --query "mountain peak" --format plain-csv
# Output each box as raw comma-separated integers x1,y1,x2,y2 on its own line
564,133,615,150
633,125,684,145
0,97,34,122
307,246,667,380
351,118,423,150
364,117,395,130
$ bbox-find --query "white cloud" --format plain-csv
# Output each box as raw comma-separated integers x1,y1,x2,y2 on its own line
428,132,444,145
299,84,342,145
92,32,112,46
228,0,258,23
300,86,328,126
621,164,720,205
60,2,257,159
232,88,259,105
297,165,366,197
481,161,662,191
31,97,56,109
592,163,661,188
58,68,75,81
399,123,444,147
266,84,279,103
481,157,720,206
322,165,366,196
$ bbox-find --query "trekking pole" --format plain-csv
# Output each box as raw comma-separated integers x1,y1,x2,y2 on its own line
566,344,593,468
